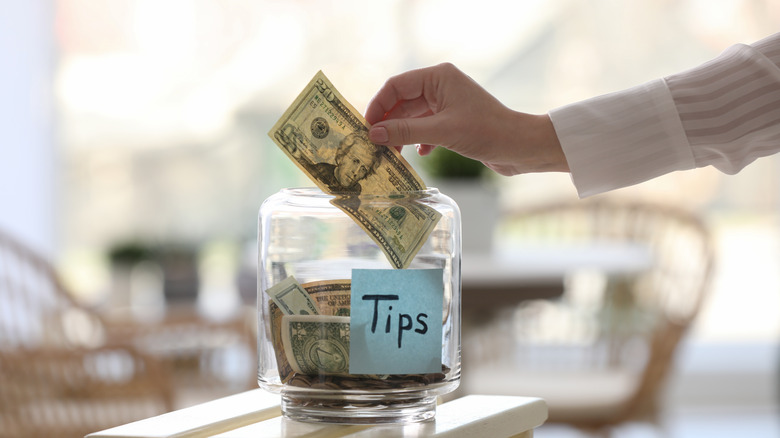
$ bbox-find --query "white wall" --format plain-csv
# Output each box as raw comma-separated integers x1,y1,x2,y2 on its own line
0,0,56,257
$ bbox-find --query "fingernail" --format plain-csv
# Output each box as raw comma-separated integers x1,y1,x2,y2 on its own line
370,126,389,143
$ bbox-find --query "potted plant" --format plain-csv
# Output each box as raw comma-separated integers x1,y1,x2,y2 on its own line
107,241,154,310
420,147,499,254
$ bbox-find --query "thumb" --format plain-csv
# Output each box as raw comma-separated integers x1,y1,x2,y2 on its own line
369,115,447,148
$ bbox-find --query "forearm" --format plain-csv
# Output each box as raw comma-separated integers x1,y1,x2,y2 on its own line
518,112,569,173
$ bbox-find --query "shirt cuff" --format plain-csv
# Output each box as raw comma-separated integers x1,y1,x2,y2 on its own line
549,79,695,198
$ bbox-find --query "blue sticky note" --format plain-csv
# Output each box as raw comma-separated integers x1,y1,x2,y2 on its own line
349,268,443,375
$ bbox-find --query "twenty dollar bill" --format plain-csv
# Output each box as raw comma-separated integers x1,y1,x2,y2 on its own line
268,71,441,268
268,70,426,195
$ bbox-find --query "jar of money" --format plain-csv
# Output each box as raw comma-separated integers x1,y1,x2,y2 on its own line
257,187,461,424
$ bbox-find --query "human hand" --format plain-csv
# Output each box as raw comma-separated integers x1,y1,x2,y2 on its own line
365,63,568,175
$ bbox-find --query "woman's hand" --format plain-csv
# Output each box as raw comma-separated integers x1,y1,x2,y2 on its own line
365,63,568,175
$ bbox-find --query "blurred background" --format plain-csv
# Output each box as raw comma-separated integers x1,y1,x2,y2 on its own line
2,0,780,436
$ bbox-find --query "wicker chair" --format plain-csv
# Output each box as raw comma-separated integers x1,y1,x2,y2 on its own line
0,229,256,438
459,199,714,435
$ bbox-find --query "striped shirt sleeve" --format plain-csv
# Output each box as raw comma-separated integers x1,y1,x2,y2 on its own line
549,32,780,198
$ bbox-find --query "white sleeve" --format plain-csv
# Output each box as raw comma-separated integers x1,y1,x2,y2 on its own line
549,32,780,198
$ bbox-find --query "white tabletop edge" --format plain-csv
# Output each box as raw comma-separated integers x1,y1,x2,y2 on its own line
86,389,282,438
432,395,548,438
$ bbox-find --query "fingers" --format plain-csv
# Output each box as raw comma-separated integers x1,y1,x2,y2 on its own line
365,64,467,157
417,144,436,156
369,114,446,148
365,66,438,124
383,97,434,120
365,77,419,124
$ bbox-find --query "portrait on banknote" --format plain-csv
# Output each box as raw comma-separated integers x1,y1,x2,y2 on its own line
300,130,382,194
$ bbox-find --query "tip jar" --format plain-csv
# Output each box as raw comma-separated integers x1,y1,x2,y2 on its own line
256,187,461,424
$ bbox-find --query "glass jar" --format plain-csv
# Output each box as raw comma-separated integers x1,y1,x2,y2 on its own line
257,187,461,424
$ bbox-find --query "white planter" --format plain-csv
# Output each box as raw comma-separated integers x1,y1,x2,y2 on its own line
432,180,499,255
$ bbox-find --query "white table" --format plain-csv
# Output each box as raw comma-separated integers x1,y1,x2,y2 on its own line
86,390,547,438
462,243,653,288
461,243,653,325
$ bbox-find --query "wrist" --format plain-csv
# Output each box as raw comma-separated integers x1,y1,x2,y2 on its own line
532,113,568,172
503,111,569,174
